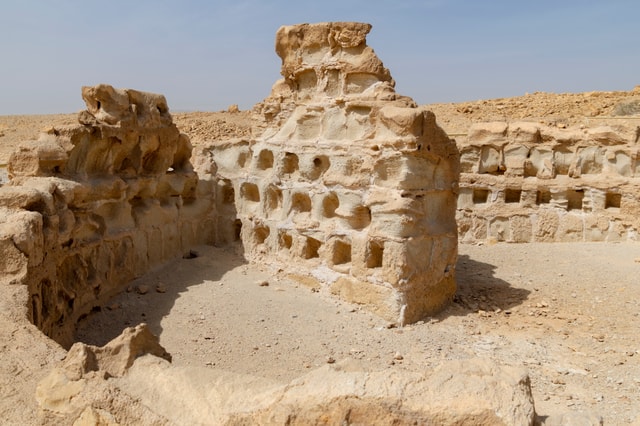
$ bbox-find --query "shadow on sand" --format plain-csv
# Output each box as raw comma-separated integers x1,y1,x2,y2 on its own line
74,244,247,347
437,253,531,318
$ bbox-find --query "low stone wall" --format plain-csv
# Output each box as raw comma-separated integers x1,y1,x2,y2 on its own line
456,121,640,242
0,85,215,346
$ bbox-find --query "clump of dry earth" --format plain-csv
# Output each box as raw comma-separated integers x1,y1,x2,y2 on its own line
1,88,640,424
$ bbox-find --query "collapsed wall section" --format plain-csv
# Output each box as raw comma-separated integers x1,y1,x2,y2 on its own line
457,121,640,242
202,22,460,324
0,85,215,346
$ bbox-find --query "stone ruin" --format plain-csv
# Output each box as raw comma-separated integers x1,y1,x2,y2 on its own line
1,84,215,346
0,22,459,350
457,121,640,243
0,22,551,425
202,22,460,324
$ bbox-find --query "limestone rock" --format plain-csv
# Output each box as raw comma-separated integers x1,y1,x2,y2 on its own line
1,84,214,347
201,22,460,324
36,324,171,424
457,120,640,243
116,357,535,425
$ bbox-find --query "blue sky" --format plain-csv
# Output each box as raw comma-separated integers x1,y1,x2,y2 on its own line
1,0,638,114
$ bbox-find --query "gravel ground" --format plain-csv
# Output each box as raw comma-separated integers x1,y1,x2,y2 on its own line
75,241,640,424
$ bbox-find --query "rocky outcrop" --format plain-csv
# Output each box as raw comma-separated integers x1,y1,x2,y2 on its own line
36,324,171,425
0,84,215,346
37,324,536,425
200,22,460,324
456,121,640,242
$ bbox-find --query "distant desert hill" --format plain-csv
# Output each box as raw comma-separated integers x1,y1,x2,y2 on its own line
1,87,639,165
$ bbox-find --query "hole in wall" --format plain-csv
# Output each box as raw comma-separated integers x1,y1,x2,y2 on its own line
605,192,621,209
472,189,490,204
308,155,330,180
257,149,274,170
536,190,551,205
567,189,584,211
279,231,293,250
332,240,352,265
349,206,371,230
237,152,248,168
366,240,384,268
222,182,235,204
304,237,321,259
265,185,283,213
322,192,339,218
505,189,522,204
240,182,260,203
234,219,243,241
282,152,299,174
254,226,270,245
291,192,312,213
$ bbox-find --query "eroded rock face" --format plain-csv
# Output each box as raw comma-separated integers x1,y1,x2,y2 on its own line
0,85,215,346
36,324,170,425
201,22,460,324
39,342,536,426
456,121,640,242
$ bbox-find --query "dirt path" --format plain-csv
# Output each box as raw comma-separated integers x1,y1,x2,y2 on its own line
75,242,640,424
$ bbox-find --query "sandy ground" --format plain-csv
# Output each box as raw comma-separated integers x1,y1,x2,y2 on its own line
74,242,640,424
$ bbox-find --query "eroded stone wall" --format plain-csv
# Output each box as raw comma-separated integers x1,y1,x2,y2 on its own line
0,85,215,346
456,121,640,242
200,22,460,324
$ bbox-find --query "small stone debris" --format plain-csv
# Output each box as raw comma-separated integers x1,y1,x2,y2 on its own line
183,250,199,259
393,352,404,361
156,283,167,293
257,280,269,287
136,284,149,295
326,356,335,364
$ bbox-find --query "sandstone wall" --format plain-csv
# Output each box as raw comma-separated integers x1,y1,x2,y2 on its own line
0,85,215,346
200,22,460,324
456,121,640,242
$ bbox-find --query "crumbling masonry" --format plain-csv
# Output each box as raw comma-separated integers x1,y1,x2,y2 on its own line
0,22,460,345
201,22,460,324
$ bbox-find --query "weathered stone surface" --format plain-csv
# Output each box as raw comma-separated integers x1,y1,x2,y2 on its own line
0,85,214,346
198,21,460,324
36,324,170,425
105,355,535,426
457,121,640,243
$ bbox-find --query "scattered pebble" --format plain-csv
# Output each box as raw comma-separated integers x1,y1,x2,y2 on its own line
156,284,167,293
326,356,335,364
257,280,269,287
136,284,149,295
393,352,404,361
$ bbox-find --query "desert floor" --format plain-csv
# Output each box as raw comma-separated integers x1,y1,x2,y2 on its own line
71,242,640,424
